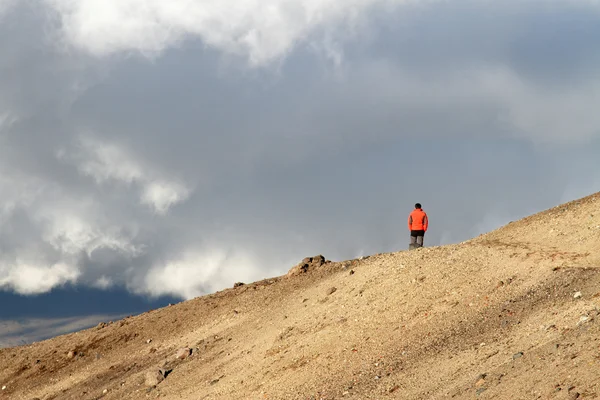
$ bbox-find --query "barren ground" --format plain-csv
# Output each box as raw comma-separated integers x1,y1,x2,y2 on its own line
2,192,600,400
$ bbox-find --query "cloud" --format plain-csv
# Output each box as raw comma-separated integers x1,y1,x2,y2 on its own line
330,62,600,144
0,263,79,295
38,205,142,257
0,0,15,16
0,0,599,302
0,173,142,294
140,181,190,215
58,134,192,214
0,113,17,130
140,249,261,299
44,0,397,65
65,135,145,184
483,68,600,144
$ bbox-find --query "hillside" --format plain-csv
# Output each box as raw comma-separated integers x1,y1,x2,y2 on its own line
1,192,600,400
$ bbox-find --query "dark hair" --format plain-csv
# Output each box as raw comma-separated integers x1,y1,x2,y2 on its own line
415,203,422,209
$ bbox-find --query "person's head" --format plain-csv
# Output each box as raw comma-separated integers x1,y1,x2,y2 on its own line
415,203,422,209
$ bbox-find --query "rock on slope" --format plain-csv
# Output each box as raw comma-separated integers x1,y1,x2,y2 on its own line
1,192,600,400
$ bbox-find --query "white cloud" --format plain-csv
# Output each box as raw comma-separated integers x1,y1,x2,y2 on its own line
0,262,80,295
93,276,113,289
44,0,399,65
38,208,142,257
0,161,143,295
0,172,45,222
141,180,190,215
60,134,192,214
140,249,262,299
70,135,144,184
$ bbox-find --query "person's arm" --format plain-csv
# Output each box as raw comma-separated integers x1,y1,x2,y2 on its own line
408,215,413,231
423,214,429,232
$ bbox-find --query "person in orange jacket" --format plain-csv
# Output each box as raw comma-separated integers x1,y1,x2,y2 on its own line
408,203,428,248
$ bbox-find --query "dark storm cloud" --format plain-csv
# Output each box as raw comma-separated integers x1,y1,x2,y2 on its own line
0,0,599,302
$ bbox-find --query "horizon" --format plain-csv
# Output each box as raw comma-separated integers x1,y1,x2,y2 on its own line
1,190,595,348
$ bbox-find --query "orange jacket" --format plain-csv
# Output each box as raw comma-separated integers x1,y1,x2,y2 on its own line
408,208,428,231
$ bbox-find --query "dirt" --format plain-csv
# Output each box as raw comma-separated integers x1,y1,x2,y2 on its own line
1,192,600,400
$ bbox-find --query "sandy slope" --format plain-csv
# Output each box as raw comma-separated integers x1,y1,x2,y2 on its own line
1,192,600,400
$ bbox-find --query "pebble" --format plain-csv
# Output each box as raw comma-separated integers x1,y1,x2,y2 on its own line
146,339,152,344
145,368,171,387
96,322,108,330
513,352,524,360
145,370,164,387
1,386,6,390
175,347,191,360
103,389,108,394
326,287,337,295
577,316,590,325
574,292,583,299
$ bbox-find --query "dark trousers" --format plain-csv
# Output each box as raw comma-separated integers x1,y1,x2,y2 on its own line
410,230,425,247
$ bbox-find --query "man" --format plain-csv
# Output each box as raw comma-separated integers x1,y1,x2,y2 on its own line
408,203,428,248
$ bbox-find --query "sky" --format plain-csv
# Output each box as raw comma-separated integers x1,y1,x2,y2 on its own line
1,0,600,346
